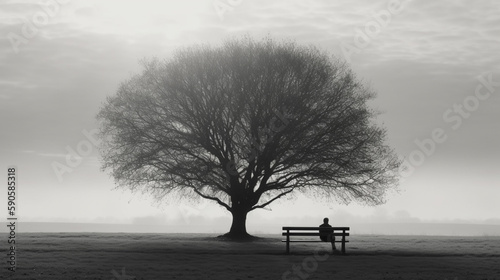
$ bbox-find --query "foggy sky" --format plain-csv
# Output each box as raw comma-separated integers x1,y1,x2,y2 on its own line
0,0,499,231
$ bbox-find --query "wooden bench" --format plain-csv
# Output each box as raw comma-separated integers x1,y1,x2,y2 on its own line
282,226,350,255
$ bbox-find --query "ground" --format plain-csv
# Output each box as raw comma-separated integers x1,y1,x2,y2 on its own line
1,233,499,279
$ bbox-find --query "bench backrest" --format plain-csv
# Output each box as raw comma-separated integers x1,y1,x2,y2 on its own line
282,227,349,231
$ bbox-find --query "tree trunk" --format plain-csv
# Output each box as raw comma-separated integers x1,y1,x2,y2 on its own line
228,207,249,237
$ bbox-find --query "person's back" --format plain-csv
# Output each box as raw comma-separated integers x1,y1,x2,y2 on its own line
319,217,333,242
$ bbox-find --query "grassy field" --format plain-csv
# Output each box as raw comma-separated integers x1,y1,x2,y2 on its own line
1,233,499,279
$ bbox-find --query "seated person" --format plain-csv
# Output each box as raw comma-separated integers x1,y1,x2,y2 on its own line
319,217,336,251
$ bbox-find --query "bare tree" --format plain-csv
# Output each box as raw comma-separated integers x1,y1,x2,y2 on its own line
97,37,401,239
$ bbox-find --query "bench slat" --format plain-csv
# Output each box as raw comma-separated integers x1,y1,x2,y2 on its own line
281,240,350,243
283,227,349,231
282,232,350,236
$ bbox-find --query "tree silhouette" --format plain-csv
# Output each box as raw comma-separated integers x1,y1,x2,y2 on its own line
97,37,401,239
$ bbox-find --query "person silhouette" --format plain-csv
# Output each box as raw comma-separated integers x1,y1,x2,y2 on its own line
319,217,336,251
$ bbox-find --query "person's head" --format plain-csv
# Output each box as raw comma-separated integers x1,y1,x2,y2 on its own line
323,217,329,224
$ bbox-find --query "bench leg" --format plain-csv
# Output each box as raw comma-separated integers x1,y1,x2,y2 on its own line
341,235,346,255
286,231,290,254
